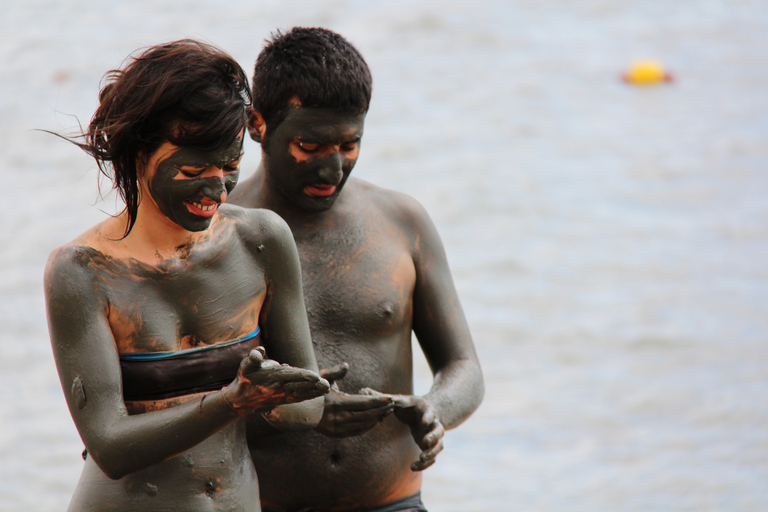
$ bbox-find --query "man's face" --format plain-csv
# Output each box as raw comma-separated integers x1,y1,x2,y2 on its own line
258,107,365,213
143,136,243,232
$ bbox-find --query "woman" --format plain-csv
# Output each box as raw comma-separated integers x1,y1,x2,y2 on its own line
44,39,328,511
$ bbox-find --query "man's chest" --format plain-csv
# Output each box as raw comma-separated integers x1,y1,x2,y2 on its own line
295,227,416,337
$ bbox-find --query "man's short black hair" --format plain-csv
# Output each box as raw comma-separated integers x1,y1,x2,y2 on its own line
252,27,372,131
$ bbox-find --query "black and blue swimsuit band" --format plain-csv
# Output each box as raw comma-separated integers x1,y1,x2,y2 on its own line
119,327,262,401
119,326,261,361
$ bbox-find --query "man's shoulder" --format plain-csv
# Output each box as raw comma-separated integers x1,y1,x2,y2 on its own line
228,172,260,208
347,177,427,222
347,178,444,254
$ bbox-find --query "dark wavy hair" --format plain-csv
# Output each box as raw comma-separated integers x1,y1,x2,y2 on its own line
69,39,251,237
252,27,372,133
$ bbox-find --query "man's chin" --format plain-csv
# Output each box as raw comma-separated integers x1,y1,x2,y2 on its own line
300,196,337,213
287,191,340,213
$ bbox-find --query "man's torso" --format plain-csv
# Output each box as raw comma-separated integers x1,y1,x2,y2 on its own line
239,178,424,510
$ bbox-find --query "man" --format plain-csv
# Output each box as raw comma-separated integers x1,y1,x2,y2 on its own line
230,27,484,512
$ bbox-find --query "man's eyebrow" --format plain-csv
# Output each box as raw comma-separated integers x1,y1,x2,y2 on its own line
296,134,362,144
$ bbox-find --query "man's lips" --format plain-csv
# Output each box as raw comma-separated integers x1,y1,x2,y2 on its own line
184,199,219,217
304,184,337,197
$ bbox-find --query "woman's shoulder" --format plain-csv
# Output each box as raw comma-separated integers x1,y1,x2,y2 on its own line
47,223,107,268
44,242,110,305
44,218,128,287
219,203,292,245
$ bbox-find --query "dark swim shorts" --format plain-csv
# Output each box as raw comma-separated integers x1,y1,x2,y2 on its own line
261,492,428,512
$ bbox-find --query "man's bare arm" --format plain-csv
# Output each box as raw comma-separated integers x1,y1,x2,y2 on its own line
387,194,485,468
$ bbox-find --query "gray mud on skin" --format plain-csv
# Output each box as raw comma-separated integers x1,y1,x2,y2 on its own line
3,1,768,511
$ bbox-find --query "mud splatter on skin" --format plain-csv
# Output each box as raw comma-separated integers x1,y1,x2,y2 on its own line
72,376,87,409
205,480,220,497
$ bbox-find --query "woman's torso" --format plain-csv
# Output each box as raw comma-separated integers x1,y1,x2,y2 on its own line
69,419,260,512
67,211,266,511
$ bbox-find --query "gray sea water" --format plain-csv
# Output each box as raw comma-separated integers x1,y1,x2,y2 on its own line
2,1,767,511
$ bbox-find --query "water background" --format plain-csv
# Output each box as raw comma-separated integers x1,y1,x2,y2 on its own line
1,1,767,510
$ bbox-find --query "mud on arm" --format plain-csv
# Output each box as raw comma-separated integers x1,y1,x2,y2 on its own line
407,198,485,429
44,247,243,480
383,196,485,470
245,210,326,431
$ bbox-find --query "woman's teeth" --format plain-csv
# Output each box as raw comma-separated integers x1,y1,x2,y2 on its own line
191,201,216,211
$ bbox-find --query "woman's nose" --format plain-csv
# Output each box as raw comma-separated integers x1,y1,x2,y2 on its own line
200,174,227,202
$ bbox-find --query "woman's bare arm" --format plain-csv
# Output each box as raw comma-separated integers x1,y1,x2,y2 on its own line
45,244,326,479
243,209,326,430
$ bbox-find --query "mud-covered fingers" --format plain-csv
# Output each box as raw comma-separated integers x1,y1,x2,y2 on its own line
419,407,441,437
275,365,327,381
239,348,266,375
360,389,410,411
420,418,445,450
410,437,444,472
344,394,395,423
377,400,396,419
251,363,325,385
360,387,403,400
278,378,331,400
320,362,350,385
323,405,394,436
359,387,390,398
344,401,395,422
412,401,444,451
318,390,396,436
248,347,267,364
343,392,394,410
361,390,427,428
249,386,324,409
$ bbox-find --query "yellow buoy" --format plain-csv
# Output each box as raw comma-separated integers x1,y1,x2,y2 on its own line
622,59,674,85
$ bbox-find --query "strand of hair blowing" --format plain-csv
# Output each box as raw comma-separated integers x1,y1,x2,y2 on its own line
69,40,251,237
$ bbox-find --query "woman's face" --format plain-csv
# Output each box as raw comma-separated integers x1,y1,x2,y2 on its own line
140,135,243,232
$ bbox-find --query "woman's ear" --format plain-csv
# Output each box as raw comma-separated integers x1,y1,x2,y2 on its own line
135,152,148,178
248,109,267,144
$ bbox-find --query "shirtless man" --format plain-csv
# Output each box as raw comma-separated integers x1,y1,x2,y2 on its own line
230,27,484,512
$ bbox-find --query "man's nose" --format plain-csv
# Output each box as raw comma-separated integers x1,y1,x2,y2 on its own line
317,151,343,184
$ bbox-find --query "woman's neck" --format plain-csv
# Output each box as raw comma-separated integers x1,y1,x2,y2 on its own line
95,209,208,266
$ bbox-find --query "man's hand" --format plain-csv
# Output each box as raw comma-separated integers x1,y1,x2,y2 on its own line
314,363,395,437
362,388,444,471
222,347,330,415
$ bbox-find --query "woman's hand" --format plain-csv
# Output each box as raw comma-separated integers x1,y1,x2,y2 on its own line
221,347,330,415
